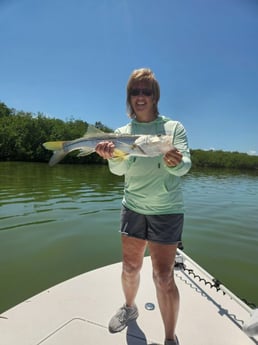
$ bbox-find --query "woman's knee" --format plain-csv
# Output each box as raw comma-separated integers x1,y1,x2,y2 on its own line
122,236,146,276
123,259,143,276
152,269,175,291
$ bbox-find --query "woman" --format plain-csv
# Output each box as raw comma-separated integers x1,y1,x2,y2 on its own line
95,68,191,345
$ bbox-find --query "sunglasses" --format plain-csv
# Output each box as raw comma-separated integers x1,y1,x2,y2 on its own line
130,88,153,97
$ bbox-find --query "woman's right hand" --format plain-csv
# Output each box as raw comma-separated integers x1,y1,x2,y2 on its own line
95,141,115,159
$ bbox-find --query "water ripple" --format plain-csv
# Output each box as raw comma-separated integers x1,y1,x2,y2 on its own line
0,162,257,313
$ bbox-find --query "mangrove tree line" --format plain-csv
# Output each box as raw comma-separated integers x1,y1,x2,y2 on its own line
0,102,257,170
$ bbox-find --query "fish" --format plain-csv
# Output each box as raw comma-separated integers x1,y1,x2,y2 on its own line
43,125,174,166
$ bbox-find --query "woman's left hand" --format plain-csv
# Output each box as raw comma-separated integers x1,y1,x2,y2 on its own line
163,148,183,167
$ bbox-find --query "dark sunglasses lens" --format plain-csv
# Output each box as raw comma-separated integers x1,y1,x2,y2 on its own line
143,89,152,96
130,89,152,96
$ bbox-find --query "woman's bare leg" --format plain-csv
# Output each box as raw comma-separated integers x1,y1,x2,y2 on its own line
149,242,179,341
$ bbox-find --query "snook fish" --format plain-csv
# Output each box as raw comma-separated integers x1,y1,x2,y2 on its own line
43,125,174,166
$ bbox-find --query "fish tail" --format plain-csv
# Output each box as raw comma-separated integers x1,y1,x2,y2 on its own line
42,141,65,151
42,141,67,166
48,150,67,167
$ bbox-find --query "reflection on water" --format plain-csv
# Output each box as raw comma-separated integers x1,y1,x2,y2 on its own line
182,168,258,310
0,162,257,313
1,162,124,230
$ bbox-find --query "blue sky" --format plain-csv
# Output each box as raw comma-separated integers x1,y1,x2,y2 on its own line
0,0,257,154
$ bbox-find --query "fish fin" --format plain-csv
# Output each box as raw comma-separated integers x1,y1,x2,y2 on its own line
113,148,128,159
112,141,138,158
43,141,65,151
77,148,95,157
43,141,67,166
48,150,67,167
83,125,105,138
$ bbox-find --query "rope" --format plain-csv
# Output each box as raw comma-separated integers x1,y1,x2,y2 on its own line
174,260,257,309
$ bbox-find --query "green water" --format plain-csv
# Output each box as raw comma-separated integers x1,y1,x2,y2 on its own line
0,162,257,313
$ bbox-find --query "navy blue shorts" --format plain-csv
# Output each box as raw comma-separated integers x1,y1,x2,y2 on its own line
120,206,184,244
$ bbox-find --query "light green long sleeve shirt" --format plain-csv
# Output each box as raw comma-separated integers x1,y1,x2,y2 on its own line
108,116,191,215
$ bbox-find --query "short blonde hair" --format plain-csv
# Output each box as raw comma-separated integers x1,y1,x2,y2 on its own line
126,68,160,118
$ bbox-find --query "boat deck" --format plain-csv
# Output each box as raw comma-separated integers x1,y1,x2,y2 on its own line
0,250,257,345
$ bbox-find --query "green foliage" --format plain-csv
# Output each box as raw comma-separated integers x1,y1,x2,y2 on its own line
0,102,104,164
94,121,113,133
0,102,257,170
0,102,13,117
190,149,258,170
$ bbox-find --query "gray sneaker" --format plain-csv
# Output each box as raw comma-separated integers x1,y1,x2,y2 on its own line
164,336,179,345
108,304,139,333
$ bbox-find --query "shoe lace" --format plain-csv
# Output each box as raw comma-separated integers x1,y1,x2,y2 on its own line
118,307,128,323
